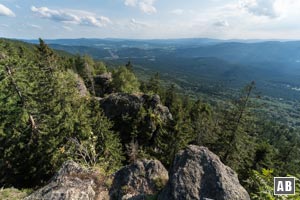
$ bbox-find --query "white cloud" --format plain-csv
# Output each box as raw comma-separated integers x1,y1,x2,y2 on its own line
213,19,229,27
130,18,148,28
0,4,15,17
29,24,42,29
139,1,156,14
31,6,111,27
124,0,157,14
239,0,279,18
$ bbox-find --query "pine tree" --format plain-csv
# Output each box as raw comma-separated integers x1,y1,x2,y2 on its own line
88,99,124,171
125,60,133,72
146,72,162,95
74,55,95,95
111,66,140,93
216,81,257,174
0,54,37,186
0,39,94,186
190,100,216,147
151,84,193,166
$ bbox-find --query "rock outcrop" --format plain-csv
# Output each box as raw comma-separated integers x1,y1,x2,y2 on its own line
25,147,251,200
25,161,108,200
100,93,143,119
158,145,250,200
0,52,7,60
94,72,113,97
100,93,172,144
100,93,172,120
109,159,169,200
75,74,89,97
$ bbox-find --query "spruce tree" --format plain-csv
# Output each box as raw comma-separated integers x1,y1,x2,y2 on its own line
74,55,95,95
88,99,124,171
190,100,216,147
111,66,140,93
216,82,257,175
0,39,93,186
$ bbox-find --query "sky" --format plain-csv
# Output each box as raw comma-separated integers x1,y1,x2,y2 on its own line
0,0,300,39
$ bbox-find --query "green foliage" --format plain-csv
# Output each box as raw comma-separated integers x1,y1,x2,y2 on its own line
141,73,163,95
88,99,124,171
2,38,300,199
0,188,32,200
150,84,193,166
247,169,277,200
246,169,300,200
190,100,216,146
111,66,140,93
94,61,107,75
73,55,95,95
258,122,300,176
252,142,275,171
215,82,257,176
0,39,123,187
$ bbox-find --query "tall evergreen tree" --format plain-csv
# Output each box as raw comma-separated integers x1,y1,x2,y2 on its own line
73,55,96,95
111,66,140,93
216,81,257,175
0,39,123,186
190,100,216,147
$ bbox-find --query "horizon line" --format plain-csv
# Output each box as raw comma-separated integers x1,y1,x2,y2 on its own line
1,36,300,43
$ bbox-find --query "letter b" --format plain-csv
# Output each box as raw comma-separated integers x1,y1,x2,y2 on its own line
286,181,292,191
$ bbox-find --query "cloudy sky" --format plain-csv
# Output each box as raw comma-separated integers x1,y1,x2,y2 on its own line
0,0,300,39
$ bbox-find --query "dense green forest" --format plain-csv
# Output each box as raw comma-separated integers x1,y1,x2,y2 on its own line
35,38,300,129
1,38,300,199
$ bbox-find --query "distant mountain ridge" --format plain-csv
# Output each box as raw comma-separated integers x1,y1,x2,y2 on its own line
22,37,299,46
21,38,300,100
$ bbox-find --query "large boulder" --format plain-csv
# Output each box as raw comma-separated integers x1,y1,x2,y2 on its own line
94,72,113,97
109,159,169,200
100,93,142,119
158,145,250,200
25,161,108,200
100,93,173,144
100,93,172,122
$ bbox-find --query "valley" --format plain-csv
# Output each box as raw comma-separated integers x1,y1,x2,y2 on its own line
25,38,300,128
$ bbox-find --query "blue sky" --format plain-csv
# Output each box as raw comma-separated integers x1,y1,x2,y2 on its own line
0,0,300,39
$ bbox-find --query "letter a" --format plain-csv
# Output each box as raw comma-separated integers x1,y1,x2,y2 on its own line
277,181,284,191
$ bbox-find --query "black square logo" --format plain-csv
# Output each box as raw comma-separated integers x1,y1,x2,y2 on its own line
274,177,295,195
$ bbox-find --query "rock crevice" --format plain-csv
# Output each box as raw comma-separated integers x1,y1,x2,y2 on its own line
25,146,250,200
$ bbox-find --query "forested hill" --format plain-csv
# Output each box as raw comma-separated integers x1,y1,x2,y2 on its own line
1,38,300,199
29,38,300,100
40,38,300,129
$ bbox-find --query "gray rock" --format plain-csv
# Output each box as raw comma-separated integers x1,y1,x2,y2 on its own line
158,145,250,200
0,52,6,60
94,72,112,97
109,159,169,200
100,93,173,144
100,93,143,119
25,161,106,200
100,92,172,123
75,74,89,97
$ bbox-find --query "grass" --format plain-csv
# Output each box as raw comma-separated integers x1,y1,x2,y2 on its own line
0,188,32,200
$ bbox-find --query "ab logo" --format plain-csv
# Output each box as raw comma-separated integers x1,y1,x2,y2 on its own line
274,177,295,195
